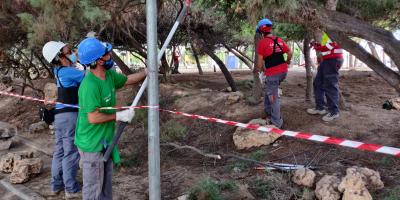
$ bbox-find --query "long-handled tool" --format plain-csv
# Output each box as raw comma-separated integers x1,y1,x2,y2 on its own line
103,1,190,162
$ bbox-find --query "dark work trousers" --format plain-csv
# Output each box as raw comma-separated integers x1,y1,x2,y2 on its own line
313,58,344,115
264,72,287,128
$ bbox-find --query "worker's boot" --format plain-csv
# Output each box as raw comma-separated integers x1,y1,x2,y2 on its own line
65,191,81,199
307,108,327,115
322,113,340,122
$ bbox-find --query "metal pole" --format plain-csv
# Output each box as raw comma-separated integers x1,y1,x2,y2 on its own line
102,3,190,162
146,0,161,199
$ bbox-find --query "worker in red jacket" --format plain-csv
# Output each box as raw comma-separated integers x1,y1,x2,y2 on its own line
307,32,344,121
255,18,293,128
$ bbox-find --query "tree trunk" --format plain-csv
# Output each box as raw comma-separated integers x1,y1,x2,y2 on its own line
251,33,263,101
328,31,400,93
223,44,253,70
161,54,170,81
111,51,133,75
304,31,313,102
190,42,203,75
203,48,237,91
234,47,253,63
317,9,400,70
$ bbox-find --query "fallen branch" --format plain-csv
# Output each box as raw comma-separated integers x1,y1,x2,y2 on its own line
161,142,222,160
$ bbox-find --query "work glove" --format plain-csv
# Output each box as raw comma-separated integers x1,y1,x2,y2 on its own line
116,109,135,123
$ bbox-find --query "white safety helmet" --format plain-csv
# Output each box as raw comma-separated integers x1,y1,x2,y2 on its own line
42,41,67,63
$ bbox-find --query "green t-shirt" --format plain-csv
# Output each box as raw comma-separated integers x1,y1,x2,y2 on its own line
75,70,127,158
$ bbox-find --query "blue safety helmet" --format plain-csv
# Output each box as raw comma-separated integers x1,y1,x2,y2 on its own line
256,18,273,33
77,38,113,65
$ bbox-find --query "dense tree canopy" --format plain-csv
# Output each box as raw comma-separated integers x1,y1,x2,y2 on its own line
0,0,399,94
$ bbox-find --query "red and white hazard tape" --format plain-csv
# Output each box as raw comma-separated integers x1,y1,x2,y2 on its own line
160,109,400,157
1,90,399,157
0,90,157,110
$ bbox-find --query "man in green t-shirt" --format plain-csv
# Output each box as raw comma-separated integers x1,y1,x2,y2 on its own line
76,37,146,200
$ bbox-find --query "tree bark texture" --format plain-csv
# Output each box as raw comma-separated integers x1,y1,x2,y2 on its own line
303,31,313,101
190,42,203,75
328,31,400,93
251,33,264,101
111,51,133,75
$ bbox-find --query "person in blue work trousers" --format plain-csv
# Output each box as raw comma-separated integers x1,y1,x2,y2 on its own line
75,37,146,200
307,32,344,121
42,41,85,199
255,18,293,128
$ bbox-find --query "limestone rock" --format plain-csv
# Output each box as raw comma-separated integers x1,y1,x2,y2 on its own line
292,168,316,187
9,164,30,184
337,167,384,200
9,158,42,184
44,82,57,103
345,166,384,189
0,151,34,173
315,175,341,200
233,118,281,150
338,174,372,200
0,138,12,150
226,87,233,92
29,121,48,134
0,122,16,150
0,121,17,138
390,97,400,110
226,91,244,105
13,151,34,161
14,158,42,175
0,153,14,173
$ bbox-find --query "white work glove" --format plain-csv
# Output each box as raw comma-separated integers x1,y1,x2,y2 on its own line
116,109,135,123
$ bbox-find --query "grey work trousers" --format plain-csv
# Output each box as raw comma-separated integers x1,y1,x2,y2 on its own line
264,72,287,128
79,151,113,200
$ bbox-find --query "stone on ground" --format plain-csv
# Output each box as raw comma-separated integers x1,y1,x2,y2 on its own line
337,166,384,200
346,166,384,189
233,118,281,150
29,121,48,134
390,97,400,110
0,121,17,150
9,158,43,184
338,174,372,200
0,151,35,174
292,168,316,187
315,175,341,200
0,153,14,173
226,91,244,105
9,164,30,184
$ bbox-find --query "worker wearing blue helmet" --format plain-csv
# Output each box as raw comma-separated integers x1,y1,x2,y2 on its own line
75,37,147,200
255,18,293,128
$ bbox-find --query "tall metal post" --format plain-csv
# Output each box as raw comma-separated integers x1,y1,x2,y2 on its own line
146,0,161,199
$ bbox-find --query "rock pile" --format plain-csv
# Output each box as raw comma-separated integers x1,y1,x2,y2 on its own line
0,151,43,184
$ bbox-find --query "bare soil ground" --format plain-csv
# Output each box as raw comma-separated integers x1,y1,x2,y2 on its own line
0,70,399,199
